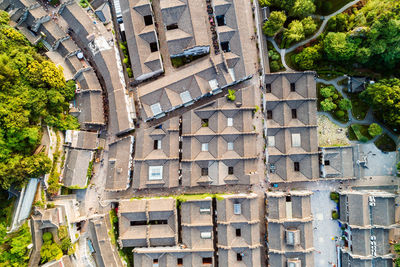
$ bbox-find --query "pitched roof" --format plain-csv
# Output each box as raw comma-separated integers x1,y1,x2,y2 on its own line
133,117,180,189
63,148,93,188
89,216,123,267
265,72,319,183
118,198,177,248
105,136,134,191
64,130,98,150
120,0,163,82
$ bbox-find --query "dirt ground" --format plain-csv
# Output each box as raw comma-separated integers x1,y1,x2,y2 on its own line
318,115,350,147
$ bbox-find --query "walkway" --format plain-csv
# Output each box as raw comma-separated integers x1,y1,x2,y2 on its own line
267,0,361,71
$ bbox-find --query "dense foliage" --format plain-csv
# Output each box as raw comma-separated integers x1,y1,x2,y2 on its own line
0,222,32,266
293,0,400,75
40,232,62,264
0,11,78,189
361,78,400,130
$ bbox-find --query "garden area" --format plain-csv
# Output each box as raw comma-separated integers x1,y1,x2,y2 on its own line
317,83,350,123
275,0,400,77
260,1,321,49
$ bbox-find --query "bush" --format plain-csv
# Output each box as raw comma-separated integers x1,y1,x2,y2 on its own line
396,162,400,173
43,232,53,242
126,67,133,78
332,210,339,220
320,86,335,98
339,98,351,111
270,61,281,72
58,225,68,240
330,192,339,202
368,123,382,137
61,238,71,253
227,89,236,101
320,99,337,111
335,110,345,118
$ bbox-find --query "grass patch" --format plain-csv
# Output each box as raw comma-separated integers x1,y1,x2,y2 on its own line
316,0,354,16
374,134,396,152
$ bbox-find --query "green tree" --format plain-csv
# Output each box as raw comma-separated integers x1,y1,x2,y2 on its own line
320,99,337,111
284,20,305,45
301,16,317,36
58,226,68,240
258,0,272,7
368,123,383,137
323,32,357,61
0,223,32,266
327,13,349,32
262,11,287,37
0,18,79,189
291,0,316,18
320,86,335,98
294,45,321,69
338,98,352,111
0,11,9,26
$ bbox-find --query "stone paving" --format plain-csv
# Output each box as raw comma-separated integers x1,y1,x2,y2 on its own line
311,190,342,267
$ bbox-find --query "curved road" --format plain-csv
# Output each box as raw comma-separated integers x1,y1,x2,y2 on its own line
268,0,361,71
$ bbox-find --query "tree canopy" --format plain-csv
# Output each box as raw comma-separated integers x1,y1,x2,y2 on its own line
263,11,287,37
0,11,78,189
361,79,400,130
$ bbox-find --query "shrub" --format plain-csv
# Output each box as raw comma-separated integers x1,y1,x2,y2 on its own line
320,86,335,98
58,225,68,240
43,232,53,242
368,123,382,137
330,192,339,203
339,98,352,111
335,110,345,118
359,136,369,143
61,238,71,253
320,99,337,111
332,210,339,220
270,61,281,72
126,67,133,78
227,89,236,101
